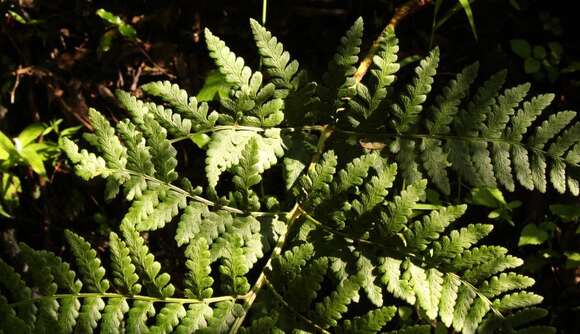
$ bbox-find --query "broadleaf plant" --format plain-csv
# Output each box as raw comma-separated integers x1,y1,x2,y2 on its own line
0,17,566,333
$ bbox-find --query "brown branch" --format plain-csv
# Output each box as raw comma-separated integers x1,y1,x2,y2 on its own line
353,0,433,83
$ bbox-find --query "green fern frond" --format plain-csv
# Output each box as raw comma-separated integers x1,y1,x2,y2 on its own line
393,48,440,133
121,223,175,297
65,230,110,293
313,274,362,328
141,81,219,130
100,298,128,334
206,129,284,188
109,232,142,295
339,306,396,334
184,238,214,299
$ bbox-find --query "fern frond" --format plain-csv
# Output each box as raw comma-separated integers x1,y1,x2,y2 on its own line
404,204,467,251
202,301,244,334
87,108,128,172
250,18,298,90
64,230,110,293
121,223,175,297
297,150,337,207
109,232,142,295
313,274,361,328
205,28,253,89
126,300,155,333
184,238,214,299
150,303,186,334
175,303,212,333
393,48,440,133
75,297,105,333
141,81,219,130
0,259,37,324
339,306,396,334
100,297,129,334
206,129,284,188
382,179,427,235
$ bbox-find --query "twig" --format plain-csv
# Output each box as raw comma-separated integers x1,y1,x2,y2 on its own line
353,0,434,83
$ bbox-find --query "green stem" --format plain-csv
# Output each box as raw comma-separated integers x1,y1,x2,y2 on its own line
8,292,243,308
261,0,268,26
228,125,335,333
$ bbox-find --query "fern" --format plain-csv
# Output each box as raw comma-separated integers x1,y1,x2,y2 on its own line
1,18,561,334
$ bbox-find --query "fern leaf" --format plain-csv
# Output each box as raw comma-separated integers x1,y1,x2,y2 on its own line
74,297,105,333
508,94,555,141
368,26,399,113
461,297,491,334
126,300,155,334
339,306,396,334
175,304,212,333
452,284,477,332
0,296,30,333
285,257,329,313
201,301,244,334
432,224,494,260
463,254,523,284
176,202,207,247
135,189,187,231
205,28,252,89
184,237,214,299
298,150,337,206
404,205,467,251
378,257,415,304
351,163,396,217
101,298,129,334
206,129,284,188
396,139,423,185
121,223,175,297
150,303,186,334
320,17,364,112
479,272,535,298
87,108,128,171
109,232,142,295
384,325,432,334
409,264,442,320
356,255,383,307
250,18,298,90
492,292,543,312
64,230,110,293
334,152,382,194
58,296,81,333
438,273,461,327
458,69,507,135
63,138,109,180
313,274,361,328
428,62,479,135
393,48,440,133
382,179,427,235
483,83,531,138
0,259,37,324
116,120,155,200
528,110,576,148
218,237,251,295
146,103,192,137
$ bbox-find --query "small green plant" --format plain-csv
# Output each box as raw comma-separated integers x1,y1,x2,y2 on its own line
0,17,568,333
469,187,522,225
96,8,138,56
0,120,79,218
510,39,563,82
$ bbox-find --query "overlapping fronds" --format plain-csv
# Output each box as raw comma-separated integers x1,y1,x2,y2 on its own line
1,17,559,334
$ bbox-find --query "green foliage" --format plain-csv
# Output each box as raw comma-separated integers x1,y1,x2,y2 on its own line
0,120,79,217
0,18,558,334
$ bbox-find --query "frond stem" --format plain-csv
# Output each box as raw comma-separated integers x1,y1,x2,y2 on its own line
353,0,434,83
8,292,243,308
